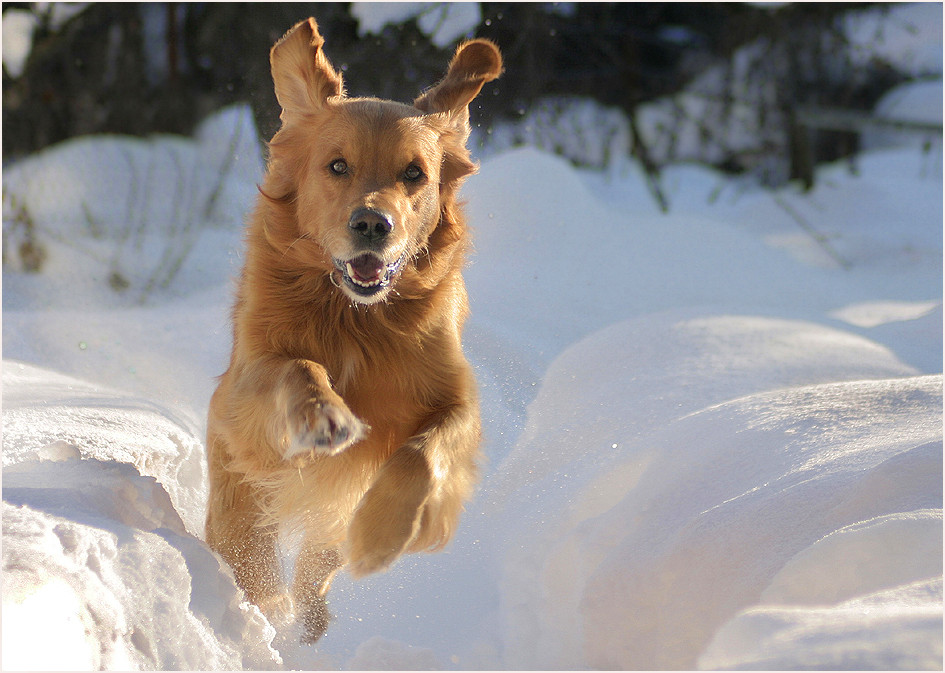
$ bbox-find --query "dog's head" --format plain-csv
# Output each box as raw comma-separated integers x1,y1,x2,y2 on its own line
263,18,502,305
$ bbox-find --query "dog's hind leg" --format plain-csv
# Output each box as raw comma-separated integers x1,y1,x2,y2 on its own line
206,451,292,624
291,541,343,643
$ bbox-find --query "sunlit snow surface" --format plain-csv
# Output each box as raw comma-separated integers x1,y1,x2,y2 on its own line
2,11,942,668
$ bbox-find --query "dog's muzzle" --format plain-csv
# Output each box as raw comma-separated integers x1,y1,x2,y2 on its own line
331,251,406,300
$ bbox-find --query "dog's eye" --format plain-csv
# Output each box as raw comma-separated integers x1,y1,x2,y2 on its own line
404,164,424,182
329,159,348,176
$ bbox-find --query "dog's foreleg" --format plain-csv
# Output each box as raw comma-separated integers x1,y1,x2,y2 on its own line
292,543,343,643
345,393,480,577
205,449,293,623
208,355,366,628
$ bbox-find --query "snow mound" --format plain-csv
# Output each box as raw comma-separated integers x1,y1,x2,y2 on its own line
2,104,260,307
862,79,944,155
3,361,206,534
494,314,941,670
2,500,280,671
701,576,943,670
1,362,281,671
491,312,919,499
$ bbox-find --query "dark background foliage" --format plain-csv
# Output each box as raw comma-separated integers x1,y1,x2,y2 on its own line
1,2,911,185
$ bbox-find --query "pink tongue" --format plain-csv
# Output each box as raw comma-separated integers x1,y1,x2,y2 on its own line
349,254,384,282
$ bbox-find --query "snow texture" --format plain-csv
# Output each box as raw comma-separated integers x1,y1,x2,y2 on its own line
2,9,38,78
351,2,480,48
2,6,942,669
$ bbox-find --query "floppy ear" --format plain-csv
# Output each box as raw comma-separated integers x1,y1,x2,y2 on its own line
270,18,344,117
414,39,503,121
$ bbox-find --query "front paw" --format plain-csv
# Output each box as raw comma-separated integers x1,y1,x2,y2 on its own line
285,397,367,460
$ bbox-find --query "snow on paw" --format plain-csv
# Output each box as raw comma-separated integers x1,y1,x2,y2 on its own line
299,596,333,645
256,592,297,628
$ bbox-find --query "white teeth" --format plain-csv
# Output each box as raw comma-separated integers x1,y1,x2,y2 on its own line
345,261,383,287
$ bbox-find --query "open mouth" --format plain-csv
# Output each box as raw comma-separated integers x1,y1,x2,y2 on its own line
332,252,405,299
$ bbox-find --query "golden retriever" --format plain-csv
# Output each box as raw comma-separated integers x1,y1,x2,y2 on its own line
205,18,502,644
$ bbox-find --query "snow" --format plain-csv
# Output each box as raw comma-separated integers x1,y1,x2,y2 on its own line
496,367,940,669
351,2,480,48
843,2,944,78
701,577,943,670
2,9,39,79
863,79,944,155
2,5,94,79
2,26,942,672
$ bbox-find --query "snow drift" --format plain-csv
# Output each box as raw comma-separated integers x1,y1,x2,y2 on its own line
2,362,281,670
492,315,941,670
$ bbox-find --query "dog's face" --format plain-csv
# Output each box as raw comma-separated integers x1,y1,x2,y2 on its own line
295,101,445,303
266,19,502,305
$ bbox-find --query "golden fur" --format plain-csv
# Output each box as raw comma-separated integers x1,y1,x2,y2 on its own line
205,18,502,643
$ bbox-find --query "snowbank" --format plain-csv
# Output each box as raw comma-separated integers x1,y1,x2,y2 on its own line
3,362,205,534
2,364,281,670
491,314,941,669
2,104,261,309
2,85,941,670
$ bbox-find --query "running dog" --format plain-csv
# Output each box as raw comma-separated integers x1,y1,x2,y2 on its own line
205,18,502,643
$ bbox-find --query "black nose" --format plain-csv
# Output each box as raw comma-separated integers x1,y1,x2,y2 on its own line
348,207,393,242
